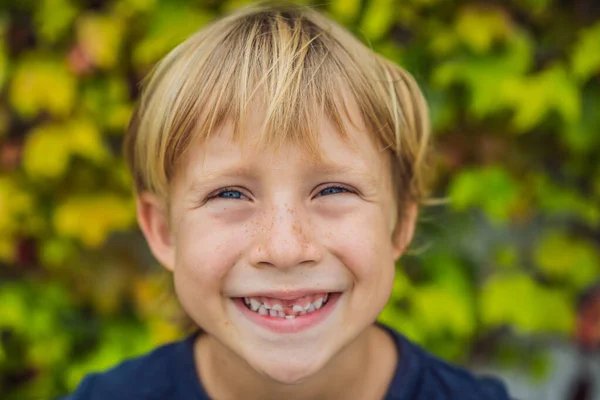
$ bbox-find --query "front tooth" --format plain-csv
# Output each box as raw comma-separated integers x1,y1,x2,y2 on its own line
278,311,285,317
285,315,295,319
292,305,304,313
307,303,316,312
250,298,261,311
324,293,329,303
269,309,278,317
244,297,250,306
271,304,283,312
258,305,268,315
313,298,324,310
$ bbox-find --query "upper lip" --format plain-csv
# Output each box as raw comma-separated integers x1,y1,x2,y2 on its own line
238,289,338,300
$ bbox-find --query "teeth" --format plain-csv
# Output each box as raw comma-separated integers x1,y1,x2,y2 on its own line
313,297,324,310
249,298,261,311
244,293,333,318
292,305,304,312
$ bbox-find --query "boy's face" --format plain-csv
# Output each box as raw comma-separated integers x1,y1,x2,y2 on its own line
138,100,416,384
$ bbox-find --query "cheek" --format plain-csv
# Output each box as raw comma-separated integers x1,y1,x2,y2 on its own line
175,213,251,277
327,210,395,279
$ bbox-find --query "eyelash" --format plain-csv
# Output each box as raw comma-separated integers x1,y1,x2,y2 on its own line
207,185,354,201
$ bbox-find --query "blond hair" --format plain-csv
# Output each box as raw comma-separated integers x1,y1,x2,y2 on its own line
125,2,431,221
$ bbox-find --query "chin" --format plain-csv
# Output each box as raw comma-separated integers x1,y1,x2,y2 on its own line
249,351,330,385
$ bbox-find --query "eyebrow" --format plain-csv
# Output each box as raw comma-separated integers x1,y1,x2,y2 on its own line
186,165,259,194
186,161,380,195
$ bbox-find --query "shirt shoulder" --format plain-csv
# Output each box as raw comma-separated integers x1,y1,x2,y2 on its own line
381,324,512,400
63,333,206,400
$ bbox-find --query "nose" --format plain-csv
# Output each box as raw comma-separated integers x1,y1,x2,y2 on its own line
249,203,323,270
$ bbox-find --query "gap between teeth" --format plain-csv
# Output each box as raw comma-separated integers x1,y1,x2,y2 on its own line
244,294,329,319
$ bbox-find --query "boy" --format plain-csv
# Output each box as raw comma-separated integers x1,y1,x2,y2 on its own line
67,2,511,399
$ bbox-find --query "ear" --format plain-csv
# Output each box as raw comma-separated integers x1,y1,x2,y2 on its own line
391,202,418,261
136,192,175,271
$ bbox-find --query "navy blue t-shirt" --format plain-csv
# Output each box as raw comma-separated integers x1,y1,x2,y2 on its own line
64,324,511,399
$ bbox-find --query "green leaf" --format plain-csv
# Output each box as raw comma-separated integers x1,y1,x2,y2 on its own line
534,231,600,289
329,0,361,24
449,166,520,223
571,21,600,82
501,63,581,131
455,5,511,53
480,273,574,334
412,284,475,337
532,173,600,227
360,0,395,41
432,32,533,119
34,0,79,43
133,4,213,68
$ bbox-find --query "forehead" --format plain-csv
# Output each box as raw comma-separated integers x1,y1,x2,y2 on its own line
178,104,392,186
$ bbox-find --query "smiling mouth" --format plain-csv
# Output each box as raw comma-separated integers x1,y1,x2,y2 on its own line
239,292,334,319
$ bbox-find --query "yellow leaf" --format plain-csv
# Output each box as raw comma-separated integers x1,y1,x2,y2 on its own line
53,195,135,248
23,119,108,179
329,0,361,24
10,55,77,118
133,5,213,67
67,118,108,162
0,234,16,262
0,177,34,232
22,124,71,178
77,13,124,69
34,0,79,43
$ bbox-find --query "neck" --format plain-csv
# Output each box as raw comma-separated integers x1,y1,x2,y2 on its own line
194,324,395,400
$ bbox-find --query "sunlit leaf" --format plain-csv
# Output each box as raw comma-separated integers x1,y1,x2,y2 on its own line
449,166,520,223
501,63,581,131
329,0,361,24
571,21,600,82
455,5,512,53
360,0,395,41
432,32,533,119
413,284,475,337
133,4,213,68
9,55,77,118
52,194,135,248
480,273,574,334
76,13,124,69
534,231,600,289
34,0,79,43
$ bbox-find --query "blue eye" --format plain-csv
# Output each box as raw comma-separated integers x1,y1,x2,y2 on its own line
318,185,352,197
210,188,246,200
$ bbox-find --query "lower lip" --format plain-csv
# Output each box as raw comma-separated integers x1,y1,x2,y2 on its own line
233,293,342,334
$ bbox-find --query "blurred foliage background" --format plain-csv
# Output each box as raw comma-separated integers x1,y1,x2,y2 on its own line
0,0,599,398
